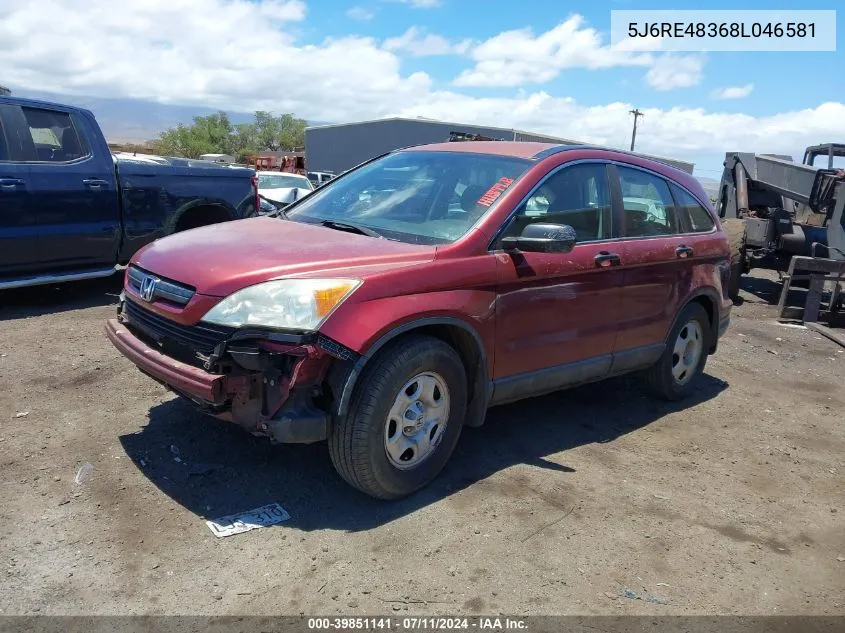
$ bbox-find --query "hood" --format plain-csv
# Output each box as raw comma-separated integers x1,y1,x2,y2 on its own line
260,187,312,205
132,217,436,297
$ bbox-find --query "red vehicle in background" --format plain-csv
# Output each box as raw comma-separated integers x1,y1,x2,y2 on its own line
248,154,306,175
106,141,732,499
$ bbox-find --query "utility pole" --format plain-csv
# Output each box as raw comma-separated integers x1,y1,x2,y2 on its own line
629,108,644,151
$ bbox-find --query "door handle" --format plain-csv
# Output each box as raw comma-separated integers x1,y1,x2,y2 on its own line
83,178,109,189
0,178,24,190
594,251,621,267
675,245,694,259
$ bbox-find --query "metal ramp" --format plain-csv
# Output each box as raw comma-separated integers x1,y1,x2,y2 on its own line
777,255,845,325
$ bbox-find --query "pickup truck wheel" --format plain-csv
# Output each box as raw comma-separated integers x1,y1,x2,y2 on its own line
329,335,467,500
643,303,711,401
723,219,746,303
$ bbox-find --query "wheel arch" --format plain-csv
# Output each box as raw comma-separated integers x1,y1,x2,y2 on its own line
677,288,721,354
166,200,234,234
334,316,490,427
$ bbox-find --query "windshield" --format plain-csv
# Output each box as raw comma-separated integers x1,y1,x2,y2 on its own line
287,151,530,244
258,174,312,190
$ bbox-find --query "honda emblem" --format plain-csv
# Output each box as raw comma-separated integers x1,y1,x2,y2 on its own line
139,275,159,302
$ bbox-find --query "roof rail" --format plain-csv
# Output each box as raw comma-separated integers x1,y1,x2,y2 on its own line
448,131,504,142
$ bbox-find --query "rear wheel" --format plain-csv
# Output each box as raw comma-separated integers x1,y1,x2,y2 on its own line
723,219,746,302
328,335,467,500
644,303,711,401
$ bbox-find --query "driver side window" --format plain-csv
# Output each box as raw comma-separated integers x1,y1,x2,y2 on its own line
502,163,612,243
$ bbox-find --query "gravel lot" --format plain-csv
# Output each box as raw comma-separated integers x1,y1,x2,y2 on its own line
1,270,843,615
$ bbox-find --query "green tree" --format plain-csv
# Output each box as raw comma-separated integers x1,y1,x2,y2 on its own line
277,113,307,152
154,112,235,158
155,111,306,160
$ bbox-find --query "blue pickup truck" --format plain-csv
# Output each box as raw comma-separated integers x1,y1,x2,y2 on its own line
0,96,258,289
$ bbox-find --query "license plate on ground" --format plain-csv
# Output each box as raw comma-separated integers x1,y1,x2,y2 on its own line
205,502,290,538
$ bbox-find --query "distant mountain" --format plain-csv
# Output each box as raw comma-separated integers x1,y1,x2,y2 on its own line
10,88,327,142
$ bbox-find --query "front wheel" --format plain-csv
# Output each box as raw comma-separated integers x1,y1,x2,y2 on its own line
643,303,711,401
328,335,467,500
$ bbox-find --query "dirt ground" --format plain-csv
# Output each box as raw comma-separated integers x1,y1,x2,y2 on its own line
0,269,843,616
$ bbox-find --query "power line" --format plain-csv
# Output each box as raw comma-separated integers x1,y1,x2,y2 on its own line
629,108,644,152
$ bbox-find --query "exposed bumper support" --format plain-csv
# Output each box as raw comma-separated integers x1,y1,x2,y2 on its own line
106,319,226,403
105,318,331,443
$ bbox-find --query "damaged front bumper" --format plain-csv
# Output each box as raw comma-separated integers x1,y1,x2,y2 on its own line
105,313,352,443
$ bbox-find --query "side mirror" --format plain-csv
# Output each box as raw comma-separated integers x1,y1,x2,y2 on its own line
502,223,577,254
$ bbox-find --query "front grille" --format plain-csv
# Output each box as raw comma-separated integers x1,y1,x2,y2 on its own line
127,265,195,306
123,299,234,356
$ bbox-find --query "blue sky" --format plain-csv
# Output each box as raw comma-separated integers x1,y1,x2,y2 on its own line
312,0,843,119
2,0,843,177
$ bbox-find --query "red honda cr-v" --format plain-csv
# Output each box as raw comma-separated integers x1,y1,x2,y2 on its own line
106,142,732,499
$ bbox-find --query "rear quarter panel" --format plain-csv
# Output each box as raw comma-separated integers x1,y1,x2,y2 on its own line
115,158,256,262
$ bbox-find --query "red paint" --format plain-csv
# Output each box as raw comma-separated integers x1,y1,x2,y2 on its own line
117,142,731,391
132,217,436,299
105,319,226,403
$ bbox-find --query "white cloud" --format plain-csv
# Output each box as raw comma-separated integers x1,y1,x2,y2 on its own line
710,84,754,100
453,15,653,87
384,27,471,56
2,0,844,167
644,54,705,91
0,0,430,123
398,94,845,164
258,0,306,20
346,6,374,20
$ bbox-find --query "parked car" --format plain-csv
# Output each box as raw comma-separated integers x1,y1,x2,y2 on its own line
106,141,732,499
256,171,313,213
307,171,335,188
0,96,258,290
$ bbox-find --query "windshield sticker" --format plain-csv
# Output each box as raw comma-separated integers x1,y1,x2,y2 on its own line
477,177,514,207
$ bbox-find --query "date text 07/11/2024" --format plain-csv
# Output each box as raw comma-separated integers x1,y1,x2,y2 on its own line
307,617,528,630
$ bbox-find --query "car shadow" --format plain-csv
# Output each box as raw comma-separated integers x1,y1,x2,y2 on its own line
119,373,727,532
0,273,123,320
739,273,785,306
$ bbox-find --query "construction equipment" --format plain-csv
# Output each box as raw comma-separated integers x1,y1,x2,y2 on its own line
716,143,845,323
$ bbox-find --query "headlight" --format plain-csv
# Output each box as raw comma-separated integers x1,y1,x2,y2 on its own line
202,278,361,330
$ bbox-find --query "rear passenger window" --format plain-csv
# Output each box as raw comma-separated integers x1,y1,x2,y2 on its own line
22,107,88,163
673,185,715,232
503,163,612,243
618,166,677,237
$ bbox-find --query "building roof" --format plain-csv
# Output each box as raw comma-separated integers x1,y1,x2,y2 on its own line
305,116,693,172
306,116,580,143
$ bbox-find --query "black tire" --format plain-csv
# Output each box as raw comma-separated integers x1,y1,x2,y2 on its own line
644,303,711,401
328,335,467,500
723,219,746,302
